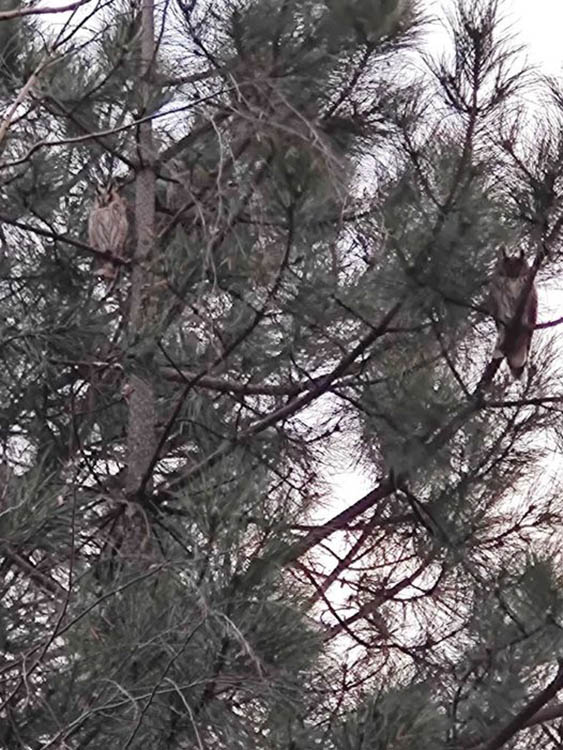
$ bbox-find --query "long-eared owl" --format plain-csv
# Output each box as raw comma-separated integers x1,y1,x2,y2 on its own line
489,246,538,378
88,182,129,279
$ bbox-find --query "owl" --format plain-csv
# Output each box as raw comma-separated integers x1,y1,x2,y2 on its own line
88,182,129,280
489,246,538,378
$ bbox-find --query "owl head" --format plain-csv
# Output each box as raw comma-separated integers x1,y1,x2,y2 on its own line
94,178,123,207
497,246,529,278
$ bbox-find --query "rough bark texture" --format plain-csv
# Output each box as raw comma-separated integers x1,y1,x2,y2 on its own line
126,0,156,497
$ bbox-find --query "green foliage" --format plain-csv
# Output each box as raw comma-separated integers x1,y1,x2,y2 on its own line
1,0,563,748
0,0,37,92
333,685,446,750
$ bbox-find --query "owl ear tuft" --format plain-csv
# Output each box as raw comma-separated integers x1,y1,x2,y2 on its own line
518,247,525,260
499,245,508,260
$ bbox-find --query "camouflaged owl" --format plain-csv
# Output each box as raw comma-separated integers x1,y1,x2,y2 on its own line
88,181,129,280
489,246,538,378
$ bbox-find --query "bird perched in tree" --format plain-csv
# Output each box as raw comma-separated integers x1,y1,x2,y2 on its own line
88,181,129,280
489,246,538,378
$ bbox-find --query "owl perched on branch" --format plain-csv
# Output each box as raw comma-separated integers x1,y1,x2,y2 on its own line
489,246,538,379
88,182,129,280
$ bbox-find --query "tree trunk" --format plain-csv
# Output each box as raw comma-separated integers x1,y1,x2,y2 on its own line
126,0,157,497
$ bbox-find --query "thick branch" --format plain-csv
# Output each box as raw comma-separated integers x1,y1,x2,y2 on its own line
473,661,563,750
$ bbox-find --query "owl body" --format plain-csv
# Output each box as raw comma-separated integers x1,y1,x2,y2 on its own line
88,185,129,279
489,247,537,378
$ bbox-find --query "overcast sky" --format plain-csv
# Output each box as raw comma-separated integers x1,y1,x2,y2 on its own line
507,0,563,75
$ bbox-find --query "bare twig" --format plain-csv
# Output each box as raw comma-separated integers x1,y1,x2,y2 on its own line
0,0,92,20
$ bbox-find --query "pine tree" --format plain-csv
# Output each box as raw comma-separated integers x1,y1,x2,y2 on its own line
1,0,563,748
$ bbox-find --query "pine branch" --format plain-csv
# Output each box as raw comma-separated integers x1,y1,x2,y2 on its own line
324,559,432,641
466,660,563,750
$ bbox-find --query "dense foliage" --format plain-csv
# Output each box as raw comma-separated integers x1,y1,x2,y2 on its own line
1,0,563,748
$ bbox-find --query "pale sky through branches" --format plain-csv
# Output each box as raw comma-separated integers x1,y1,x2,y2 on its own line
328,0,563,508
426,0,563,75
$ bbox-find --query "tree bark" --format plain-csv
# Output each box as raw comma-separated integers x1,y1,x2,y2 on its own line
126,0,157,497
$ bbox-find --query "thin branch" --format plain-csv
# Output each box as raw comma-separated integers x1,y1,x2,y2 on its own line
0,55,57,147
536,315,563,330
159,365,364,396
485,396,563,409
0,0,92,20
0,212,131,265
324,559,432,640
0,97,226,170
0,545,66,598
307,513,382,607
